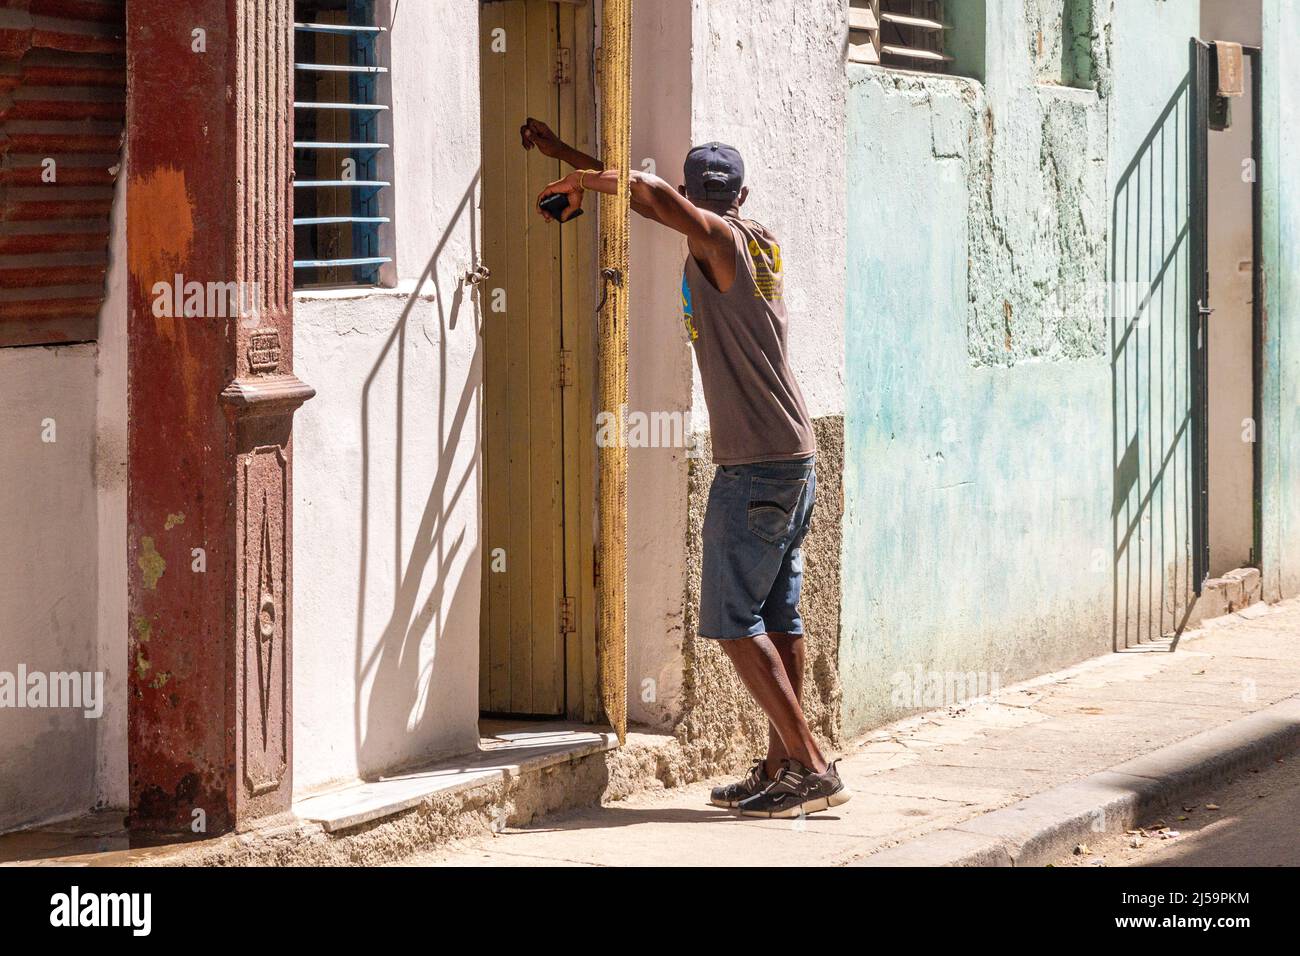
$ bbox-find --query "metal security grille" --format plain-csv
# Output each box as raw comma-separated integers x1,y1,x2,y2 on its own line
292,0,391,287
848,0,951,72
0,0,126,347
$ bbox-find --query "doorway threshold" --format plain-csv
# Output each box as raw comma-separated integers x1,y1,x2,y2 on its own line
293,721,617,833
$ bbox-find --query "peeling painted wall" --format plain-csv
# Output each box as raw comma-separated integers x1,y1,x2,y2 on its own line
688,0,848,421
1026,0,1098,88
628,0,850,733
1259,0,1300,599
969,0,1110,366
843,66,1113,734
840,0,1221,735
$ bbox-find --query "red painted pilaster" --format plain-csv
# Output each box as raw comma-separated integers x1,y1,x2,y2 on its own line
126,0,310,837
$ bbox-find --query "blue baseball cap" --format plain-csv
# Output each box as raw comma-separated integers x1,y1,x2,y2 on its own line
683,142,744,201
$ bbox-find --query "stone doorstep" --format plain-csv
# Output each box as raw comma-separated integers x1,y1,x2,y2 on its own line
0,725,628,865
1192,567,1263,623
293,727,619,833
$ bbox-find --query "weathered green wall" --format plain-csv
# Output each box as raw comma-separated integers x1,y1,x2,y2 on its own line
1260,0,1300,599
841,0,1207,735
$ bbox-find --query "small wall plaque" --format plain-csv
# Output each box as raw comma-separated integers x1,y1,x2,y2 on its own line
248,329,281,374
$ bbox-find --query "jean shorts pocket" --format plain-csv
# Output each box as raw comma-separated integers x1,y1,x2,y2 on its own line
747,476,806,544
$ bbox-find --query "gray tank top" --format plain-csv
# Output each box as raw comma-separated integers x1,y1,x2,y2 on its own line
681,216,815,465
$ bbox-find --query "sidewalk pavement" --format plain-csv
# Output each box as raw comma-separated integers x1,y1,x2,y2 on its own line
397,599,1300,867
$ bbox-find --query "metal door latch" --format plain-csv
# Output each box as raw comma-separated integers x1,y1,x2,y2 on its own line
596,267,623,314
463,264,491,286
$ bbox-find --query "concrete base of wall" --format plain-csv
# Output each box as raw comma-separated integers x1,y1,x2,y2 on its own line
1185,567,1265,629
127,729,696,866
672,416,845,779
1,723,715,864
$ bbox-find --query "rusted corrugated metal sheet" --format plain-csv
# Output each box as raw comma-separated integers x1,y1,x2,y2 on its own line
0,0,125,346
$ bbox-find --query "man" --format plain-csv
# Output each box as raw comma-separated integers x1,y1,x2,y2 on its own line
521,118,850,819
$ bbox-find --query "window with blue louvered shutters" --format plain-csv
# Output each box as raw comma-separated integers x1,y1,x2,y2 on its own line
293,0,393,288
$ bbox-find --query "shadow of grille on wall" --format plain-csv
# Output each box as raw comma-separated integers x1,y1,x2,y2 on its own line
0,0,126,348
1111,73,1197,650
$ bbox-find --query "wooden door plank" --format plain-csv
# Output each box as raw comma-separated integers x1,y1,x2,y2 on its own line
557,0,598,721
479,0,512,712
573,0,600,722
503,0,535,713
557,0,582,719
483,0,512,712
524,0,564,714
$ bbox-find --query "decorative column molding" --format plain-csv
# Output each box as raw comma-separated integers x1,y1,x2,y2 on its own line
126,0,311,837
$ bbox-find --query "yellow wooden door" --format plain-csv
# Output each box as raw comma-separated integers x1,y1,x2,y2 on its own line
479,0,597,718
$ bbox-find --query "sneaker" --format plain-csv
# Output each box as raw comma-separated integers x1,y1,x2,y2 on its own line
736,758,852,818
709,759,771,808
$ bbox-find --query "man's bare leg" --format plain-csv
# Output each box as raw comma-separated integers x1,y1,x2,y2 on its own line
721,634,827,774
764,632,804,778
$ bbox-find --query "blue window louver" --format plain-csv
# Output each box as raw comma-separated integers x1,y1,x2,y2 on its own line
292,0,393,287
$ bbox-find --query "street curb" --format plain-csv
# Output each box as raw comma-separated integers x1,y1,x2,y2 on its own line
854,695,1300,867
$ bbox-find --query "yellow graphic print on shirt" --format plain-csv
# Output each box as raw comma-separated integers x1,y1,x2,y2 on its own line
748,237,783,302
680,271,698,341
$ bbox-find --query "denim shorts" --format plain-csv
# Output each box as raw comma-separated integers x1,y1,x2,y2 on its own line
699,456,816,640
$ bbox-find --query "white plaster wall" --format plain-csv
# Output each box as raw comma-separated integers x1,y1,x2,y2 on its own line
688,0,848,422
0,345,100,832
623,0,849,726
386,0,483,287
94,155,130,812
626,0,694,727
291,0,483,794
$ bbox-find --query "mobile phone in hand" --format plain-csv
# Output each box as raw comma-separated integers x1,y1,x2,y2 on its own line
539,192,583,222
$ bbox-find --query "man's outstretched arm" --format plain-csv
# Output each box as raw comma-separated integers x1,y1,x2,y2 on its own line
537,168,734,276
520,117,603,171
520,117,668,226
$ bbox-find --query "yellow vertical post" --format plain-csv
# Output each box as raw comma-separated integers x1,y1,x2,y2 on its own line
597,0,632,742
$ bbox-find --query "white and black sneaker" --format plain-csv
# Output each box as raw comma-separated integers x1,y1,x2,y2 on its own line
709,759,771,808
737,758,852,818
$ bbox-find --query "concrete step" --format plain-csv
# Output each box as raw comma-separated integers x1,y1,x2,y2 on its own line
0,722,683,866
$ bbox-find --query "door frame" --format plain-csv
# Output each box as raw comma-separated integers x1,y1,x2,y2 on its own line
1188,37,1212,594
1187,38,1265,594
1246,43,1263,574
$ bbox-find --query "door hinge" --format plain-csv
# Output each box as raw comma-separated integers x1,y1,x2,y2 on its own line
557,349,575,388
553,47,572,84
559,595,576,635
